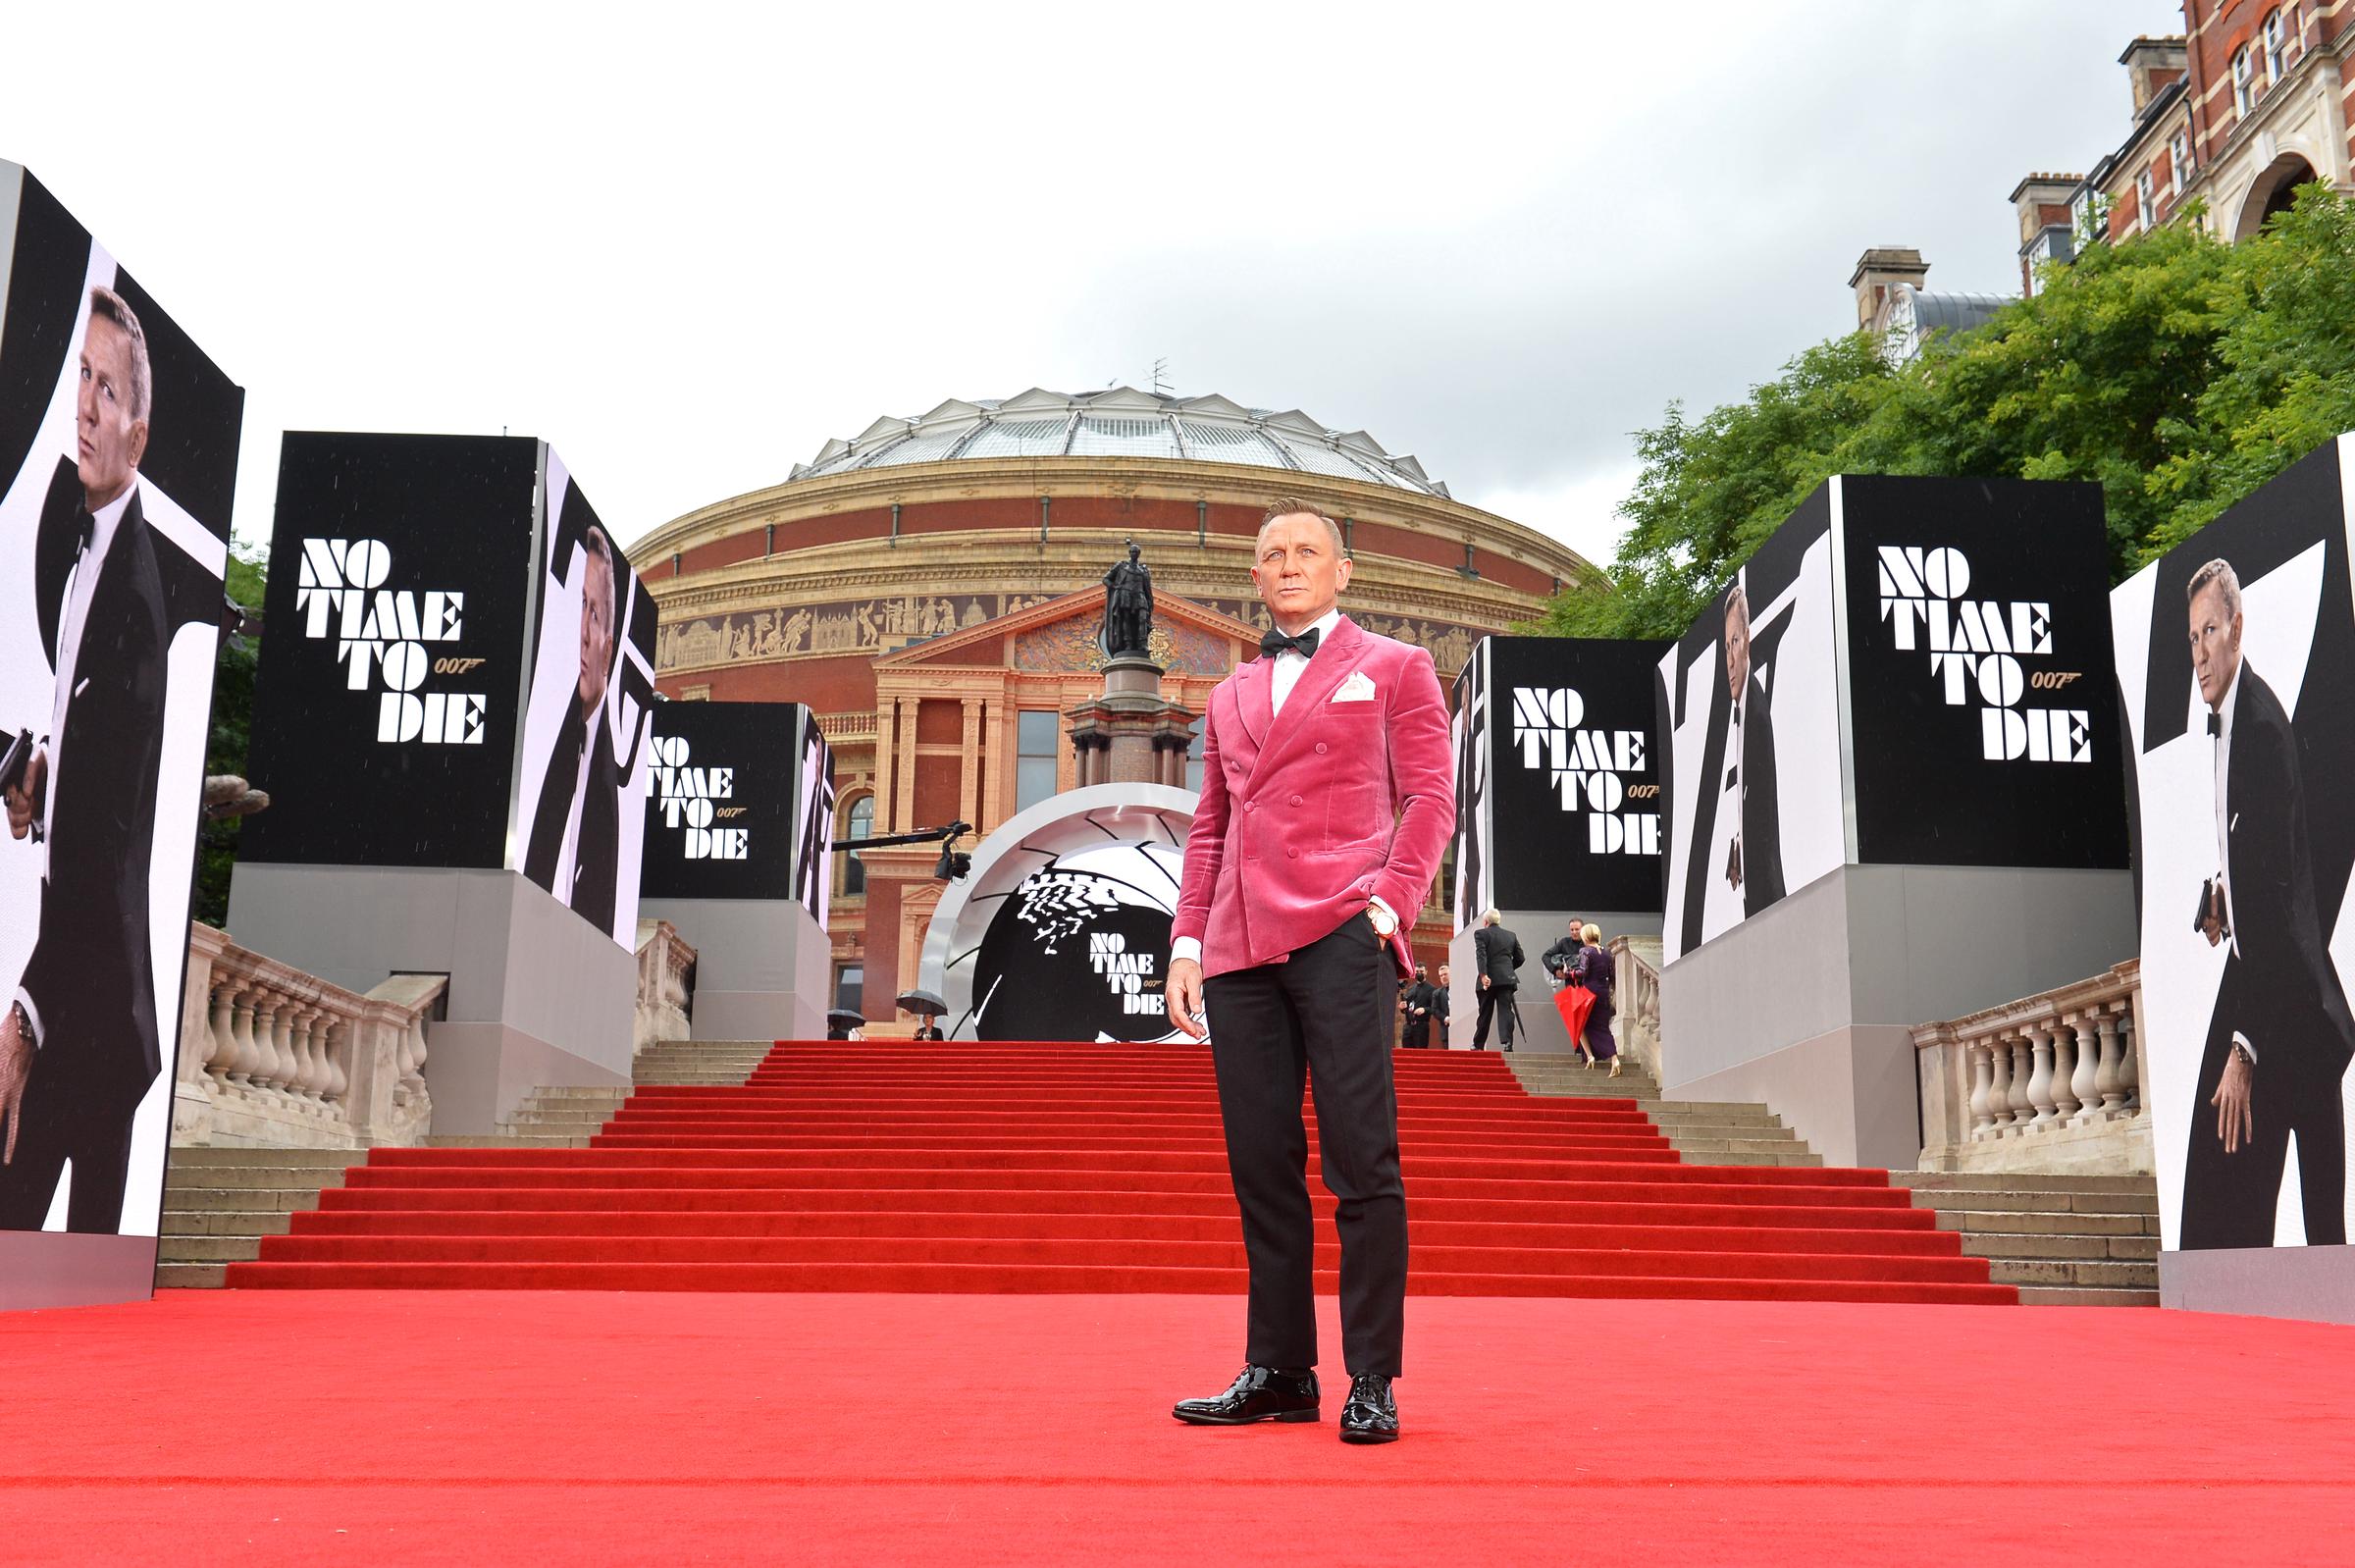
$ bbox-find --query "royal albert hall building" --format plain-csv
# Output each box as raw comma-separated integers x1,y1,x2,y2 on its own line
627,387,1596,1027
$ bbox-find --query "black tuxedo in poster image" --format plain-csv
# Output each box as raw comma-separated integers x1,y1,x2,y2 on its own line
2113,437,2355,1254
516,455,657,947
239,434,542,872
1656,490,1845,965
0,164,242,1239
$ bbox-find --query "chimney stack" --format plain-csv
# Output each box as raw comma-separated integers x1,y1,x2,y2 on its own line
1849,247,1929,334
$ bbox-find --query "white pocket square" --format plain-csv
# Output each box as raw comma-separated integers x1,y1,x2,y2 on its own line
1333,671,1377,703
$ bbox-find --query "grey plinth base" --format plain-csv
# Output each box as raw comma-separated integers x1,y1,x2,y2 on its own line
0,1232,156,1310
637,897,830,1042
1445,910,1662,1054
2162,1245,2355,1324
1658,864,2134,1169
226,863,635,1135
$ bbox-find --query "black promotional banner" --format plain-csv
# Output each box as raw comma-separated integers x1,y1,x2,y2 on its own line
0,163,243,1243
1840,475,2128,868
1478,636,1669,915
641,701,811,902
2112,436,2355,1253
240,434,541,870
514,454,658,949
791,706,836,927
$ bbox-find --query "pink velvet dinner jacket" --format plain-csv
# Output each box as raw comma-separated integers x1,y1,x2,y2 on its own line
1172,614,1455,980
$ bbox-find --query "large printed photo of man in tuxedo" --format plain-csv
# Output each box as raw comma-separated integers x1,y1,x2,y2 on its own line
514,459,655,947
2178,557,2354,1248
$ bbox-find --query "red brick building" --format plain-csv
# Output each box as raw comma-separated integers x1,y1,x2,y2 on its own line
626,388,1596,1027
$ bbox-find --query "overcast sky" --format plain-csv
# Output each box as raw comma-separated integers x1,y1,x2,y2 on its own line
1,2,2175,570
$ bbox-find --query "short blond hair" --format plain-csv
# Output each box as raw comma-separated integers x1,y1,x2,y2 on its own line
1259,496,1345,555
1582,923,1601,944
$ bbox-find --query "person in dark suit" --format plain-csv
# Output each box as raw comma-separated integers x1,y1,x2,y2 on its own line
911,1019,945,1041
1399,967,1435,1049
523,525,623,932
1542,917,1590,1063
2179,558,2355,1248
1471,909,1524,1051
1431,966,1451,1049
1722,584,1785,916
0,289,168,1232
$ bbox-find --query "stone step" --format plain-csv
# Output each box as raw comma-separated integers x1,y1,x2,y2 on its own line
160,1186,330,1215
1675,1151,1826,1169
517,1086,639,1103
1663,1137,1812,1159
1960,1232,2162,1262
164,1166,355,1192
157,1264,227,1289
1891,1172,2155,1195
1935,1208,2159,1237
2016,1285,2162,1307
1988,1258,2159,1288
425,1133,596,1149
1910,1188,2157,1216
1649,1103,1782,1124
160,1235,265,1265
162,1210,294,1238
167,1147,363,1169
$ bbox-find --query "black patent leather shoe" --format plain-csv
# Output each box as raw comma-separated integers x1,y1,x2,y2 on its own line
1338,1373,1398,1444
1172,1365,1320,1425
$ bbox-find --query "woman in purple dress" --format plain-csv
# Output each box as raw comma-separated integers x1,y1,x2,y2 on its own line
1570,923,1621,1077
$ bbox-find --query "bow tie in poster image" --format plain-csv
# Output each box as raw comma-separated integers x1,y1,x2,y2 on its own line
639,700,832,915
239,434,543,872
0,164,242,1247
1837,475,2127,869
514,455,658,949
1468,636,1670,918
1655,488,1846,965
2112,437,2355,1256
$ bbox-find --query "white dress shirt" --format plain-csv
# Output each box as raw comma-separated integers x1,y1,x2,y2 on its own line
1173,609,1391,969
1723,690,1747,891
18,485,134,1048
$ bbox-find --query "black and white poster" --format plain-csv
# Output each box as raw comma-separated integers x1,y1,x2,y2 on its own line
515,453,657,948
1657,488,1846,965
1840,475,2127,868
791,706,835,928
0,164,242,1239
1473,636,1669,917
2114,436,2355,1253
240,434,541,869
1449,646,1491,933
640,700,830,910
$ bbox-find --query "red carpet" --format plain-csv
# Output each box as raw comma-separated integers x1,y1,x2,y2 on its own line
0,1290,2348,1565
226,1043,2008,1302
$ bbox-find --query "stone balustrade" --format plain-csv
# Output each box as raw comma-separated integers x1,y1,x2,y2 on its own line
173,922,445,1150
1911,960,2151,1176
635,918,697,1057
1608,934,1663,1079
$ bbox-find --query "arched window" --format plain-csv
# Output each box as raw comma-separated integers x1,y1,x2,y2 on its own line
2232,45,2254,116
843,794,874,894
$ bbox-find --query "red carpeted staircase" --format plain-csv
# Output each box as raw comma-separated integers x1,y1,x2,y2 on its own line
223,1042,2012,1303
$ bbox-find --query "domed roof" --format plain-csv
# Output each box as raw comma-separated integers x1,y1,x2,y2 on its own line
789,387,1450,497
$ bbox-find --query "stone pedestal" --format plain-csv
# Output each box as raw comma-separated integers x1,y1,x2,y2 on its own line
1068,653,1196,790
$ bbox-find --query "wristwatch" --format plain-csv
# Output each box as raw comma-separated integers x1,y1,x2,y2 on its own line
1366,903,1397,939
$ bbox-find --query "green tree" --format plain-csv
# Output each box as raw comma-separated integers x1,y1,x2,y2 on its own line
1537,185,2355,640
191,549,265,927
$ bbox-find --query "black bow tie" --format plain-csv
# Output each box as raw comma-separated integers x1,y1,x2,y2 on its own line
1261,626,1321,660
2207,711,2222,738
72,506,94,558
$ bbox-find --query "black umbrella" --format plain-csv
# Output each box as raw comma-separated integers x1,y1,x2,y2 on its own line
826,1008,866,1029
896,989,948,1019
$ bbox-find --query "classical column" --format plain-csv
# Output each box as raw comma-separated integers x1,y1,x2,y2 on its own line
876,700,901,831
894,697,917,832
1987,1033,2015,1129
982,700,1007,827
2006,1036,2036,1129
960,698,982,826
2026,1024,2059,1124
1967,1039,1995,1136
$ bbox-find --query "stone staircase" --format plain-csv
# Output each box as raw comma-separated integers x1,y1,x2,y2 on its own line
1891,1172,2160,1306
156,1042,779,1285
1505,1052,1823,1167
1506,1050,2160,1305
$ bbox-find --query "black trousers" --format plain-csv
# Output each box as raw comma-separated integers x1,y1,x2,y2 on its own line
1203,914,1405,1378
0,1057,140,1233
1472,982,1517,1049
2180,1023,2347,1249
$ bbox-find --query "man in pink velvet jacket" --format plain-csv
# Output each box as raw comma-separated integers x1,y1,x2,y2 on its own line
1166,498,1454,1446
